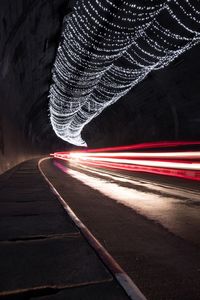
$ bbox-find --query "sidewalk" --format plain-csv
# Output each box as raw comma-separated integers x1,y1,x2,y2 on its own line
0,159,130,300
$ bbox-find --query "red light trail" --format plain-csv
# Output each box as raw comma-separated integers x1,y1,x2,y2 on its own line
69,141,200,153
51,141,200,181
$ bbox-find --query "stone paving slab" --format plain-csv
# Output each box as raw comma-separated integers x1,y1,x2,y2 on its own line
0,186,49,195
0,214,78,241
30,281,128,300
0,236,112,295
0,190,56,202
1,182,47,190
0,201,67,216
0,159,131,300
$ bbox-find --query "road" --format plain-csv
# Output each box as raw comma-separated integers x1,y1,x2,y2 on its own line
41,158,200,300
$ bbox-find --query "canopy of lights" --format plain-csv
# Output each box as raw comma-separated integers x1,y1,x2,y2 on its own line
49,0,200,146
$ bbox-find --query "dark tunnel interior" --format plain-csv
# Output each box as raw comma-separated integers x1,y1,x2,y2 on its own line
0,0,200,173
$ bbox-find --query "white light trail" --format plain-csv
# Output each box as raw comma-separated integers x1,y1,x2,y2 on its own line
69,156,200,170
52,141,200,180
69,151,200,159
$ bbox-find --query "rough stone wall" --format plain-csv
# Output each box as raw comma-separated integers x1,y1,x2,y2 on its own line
0,0,70,174
0,1,200,173
83,44,200,148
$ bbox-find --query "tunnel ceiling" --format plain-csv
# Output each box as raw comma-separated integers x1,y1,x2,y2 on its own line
0,0,200,155
83,44,200,148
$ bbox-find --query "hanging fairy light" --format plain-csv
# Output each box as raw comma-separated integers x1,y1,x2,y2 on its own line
49,0,200,146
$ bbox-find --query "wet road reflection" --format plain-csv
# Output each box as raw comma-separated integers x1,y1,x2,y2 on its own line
65,164,200,245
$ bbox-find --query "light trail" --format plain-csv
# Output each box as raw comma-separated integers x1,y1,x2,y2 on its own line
73,160,200,181
74,164,200,200
69,151,200,160
69,156,200,170
51,141,200,181
69,141,200,153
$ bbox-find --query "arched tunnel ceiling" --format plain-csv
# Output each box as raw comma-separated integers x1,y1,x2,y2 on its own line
83,44,200,148
0,0,200,170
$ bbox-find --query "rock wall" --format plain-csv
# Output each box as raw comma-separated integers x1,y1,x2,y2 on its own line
0,0,71,174
83,45,200,148
0,1,200,174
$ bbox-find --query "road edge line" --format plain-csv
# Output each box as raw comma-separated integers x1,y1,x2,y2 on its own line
38,157,147,300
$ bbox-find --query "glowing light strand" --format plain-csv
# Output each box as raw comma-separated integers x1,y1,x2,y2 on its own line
49,0,200,146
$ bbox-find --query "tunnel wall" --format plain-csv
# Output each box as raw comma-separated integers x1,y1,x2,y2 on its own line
0,1,200,174
0,0,71,174
0,113,37,174
83,45,200,148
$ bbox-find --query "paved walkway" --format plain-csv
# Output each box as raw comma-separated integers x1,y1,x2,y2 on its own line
0,159,130,300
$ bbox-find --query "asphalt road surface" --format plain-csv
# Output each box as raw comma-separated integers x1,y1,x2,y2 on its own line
41,158,200,300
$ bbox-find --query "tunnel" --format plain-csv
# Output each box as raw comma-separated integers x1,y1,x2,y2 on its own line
0,1,200,299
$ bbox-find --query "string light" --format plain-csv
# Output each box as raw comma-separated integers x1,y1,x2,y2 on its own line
49,0,200,146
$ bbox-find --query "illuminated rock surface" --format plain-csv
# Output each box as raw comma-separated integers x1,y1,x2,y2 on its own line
49,0,200,146
0,0,200,172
